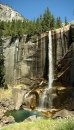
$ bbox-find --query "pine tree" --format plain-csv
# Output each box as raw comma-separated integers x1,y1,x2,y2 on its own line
56,17,62,28
0,8,68,36
64,16,68,25
42,7,52,31
35,17,42,34
50,14,55,30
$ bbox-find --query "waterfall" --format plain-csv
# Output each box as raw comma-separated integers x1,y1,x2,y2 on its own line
48,31,53,88
38,31,53,109
39,90,46,109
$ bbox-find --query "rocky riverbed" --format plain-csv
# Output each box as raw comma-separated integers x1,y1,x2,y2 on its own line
0,84,74,127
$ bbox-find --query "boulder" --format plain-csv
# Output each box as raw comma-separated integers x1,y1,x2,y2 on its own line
1,115,15,124
0,111,4,120
52,109,73,118
30,94,37,110
12,88,26,110
0,98,15,112
24,115,37,122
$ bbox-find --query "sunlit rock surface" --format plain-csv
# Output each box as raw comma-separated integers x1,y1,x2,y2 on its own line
0,4,24,21
3,24,71,87
1,3,74,88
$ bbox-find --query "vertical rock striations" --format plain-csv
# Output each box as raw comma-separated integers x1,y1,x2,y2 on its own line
4,24,74,87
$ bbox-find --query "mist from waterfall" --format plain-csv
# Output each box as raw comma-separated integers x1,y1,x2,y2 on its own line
48,31,53,88
39,90,46,109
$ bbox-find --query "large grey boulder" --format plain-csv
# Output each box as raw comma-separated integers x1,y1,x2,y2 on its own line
12,88,24,110
52,109,73,118
24,115,37,122
1,115,15,124
0,98,14,111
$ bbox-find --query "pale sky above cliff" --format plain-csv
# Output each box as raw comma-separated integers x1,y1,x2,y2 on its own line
0,0,74,23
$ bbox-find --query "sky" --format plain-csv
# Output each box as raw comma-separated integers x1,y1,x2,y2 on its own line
0,0,74,23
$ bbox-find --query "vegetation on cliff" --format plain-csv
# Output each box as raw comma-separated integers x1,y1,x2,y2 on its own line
0,7,68,37
0,7,69,87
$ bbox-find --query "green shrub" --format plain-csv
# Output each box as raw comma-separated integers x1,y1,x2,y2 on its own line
4,83,8,89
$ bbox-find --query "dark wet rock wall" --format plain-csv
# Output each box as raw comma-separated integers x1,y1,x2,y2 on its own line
4,24,74,87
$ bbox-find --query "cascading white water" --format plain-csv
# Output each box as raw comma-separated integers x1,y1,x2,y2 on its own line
39,31,53,109
48,31,53,88
39,90,46,109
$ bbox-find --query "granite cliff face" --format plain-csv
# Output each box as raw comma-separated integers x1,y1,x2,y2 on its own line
56,21,74,87
3,34,47,86
0,4,24,21
3,23,73,87
1,3,74,87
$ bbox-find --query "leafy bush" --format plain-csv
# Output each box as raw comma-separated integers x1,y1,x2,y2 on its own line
4,83,8,89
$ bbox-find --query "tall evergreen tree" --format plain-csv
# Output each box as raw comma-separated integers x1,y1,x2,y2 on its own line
35,17,42,34
64,16,68,25
42,7,52,31
50,14,55,30
0,8,68,36
56,17,62,28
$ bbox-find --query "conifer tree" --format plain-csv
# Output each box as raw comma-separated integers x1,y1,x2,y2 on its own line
64,16,68,25
42,7,52,31
50,14,55,30
56,17,62,28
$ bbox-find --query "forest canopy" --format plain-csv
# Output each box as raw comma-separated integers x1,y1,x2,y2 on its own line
0,7,68,37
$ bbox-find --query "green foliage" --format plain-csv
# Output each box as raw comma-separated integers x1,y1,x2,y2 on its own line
72,34,74,41
0,7,68,87
0,7,68,37
55,17,62,28
42,7,51,31
64,16,68,26
4,83,8,89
